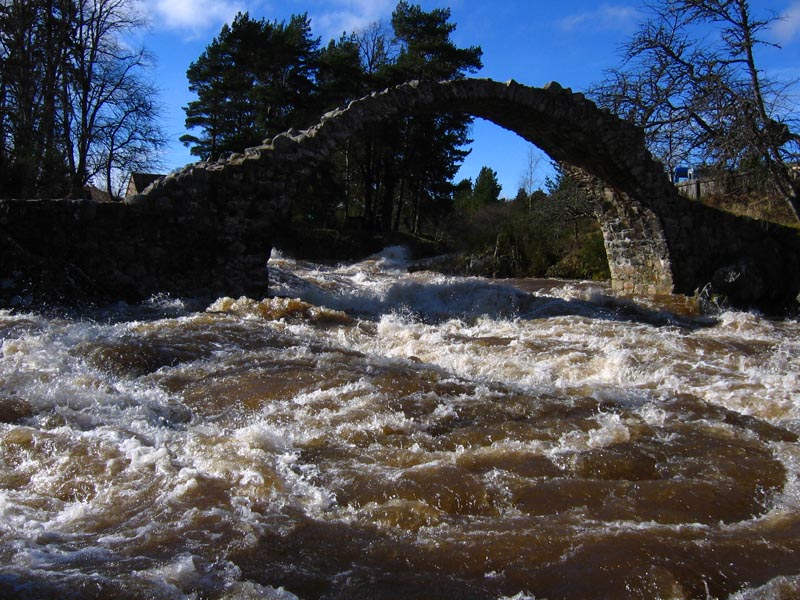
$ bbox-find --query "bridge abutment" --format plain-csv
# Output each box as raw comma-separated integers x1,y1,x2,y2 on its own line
597,189,674,296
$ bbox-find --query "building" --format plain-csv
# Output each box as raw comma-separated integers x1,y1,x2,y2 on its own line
125,172,165,197
84,186,113,202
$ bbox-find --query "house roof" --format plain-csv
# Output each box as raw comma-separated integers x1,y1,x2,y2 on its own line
128,172,165,195
85,186,113,202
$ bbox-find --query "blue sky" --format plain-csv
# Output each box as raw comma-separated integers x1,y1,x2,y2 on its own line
139,0,800,197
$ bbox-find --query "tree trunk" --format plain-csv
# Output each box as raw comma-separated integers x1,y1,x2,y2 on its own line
380,160,396,233
393,176,406,232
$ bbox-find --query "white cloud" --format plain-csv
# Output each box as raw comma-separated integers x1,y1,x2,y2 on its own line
145,0,248,36
140,0,395,40
311,0,395,38
559,3,639,32
773,2,800,44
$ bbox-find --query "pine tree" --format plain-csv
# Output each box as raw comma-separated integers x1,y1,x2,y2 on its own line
179,2,483,238
316,34,365,109
181,12,320,161
389,2,482,233
473,166,502,206
355,2,483,233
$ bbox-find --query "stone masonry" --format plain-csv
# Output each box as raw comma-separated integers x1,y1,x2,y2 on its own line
1,78,799,311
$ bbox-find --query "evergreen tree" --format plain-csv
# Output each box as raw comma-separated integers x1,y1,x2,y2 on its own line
390,1,482,82
453,177,474,213
179,2,482,238
472,166,502,205
316,34,365,108
315,4,482,235
382,2,482,233
453,168,501,215
181,12,320,161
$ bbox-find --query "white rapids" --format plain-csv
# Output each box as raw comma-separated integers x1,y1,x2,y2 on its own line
1,246,799,599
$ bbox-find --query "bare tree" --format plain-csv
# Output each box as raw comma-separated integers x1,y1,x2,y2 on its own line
66,0,159,195
97,77,165,198
591,0,800,220
518,144,545,210
0,0,163,198
355,21,396,76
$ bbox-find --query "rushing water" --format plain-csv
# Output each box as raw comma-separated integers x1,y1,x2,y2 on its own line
2,246,800,599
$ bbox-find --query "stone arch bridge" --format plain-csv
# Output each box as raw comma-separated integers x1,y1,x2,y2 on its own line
1,78,799,312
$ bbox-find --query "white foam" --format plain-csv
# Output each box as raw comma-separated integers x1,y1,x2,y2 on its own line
222,581,301,599
587,412,632,448
2,249,800,597
369,244,412,269
731,575,800,599
135,553,203,592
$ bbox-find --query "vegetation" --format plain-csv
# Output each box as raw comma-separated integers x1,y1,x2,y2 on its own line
178,2,613,280
8,0,795,282
0,0,165,199
0,0,605,279
180,0,796,280
181,12,321,160
182,2,482,238
590,0,800,221
443,164,609,280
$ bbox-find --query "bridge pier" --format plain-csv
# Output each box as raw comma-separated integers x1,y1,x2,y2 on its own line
596,188,674,296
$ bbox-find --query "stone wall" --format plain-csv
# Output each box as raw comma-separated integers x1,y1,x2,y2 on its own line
660,197,800,312
676,179,709,201
0,193,273,305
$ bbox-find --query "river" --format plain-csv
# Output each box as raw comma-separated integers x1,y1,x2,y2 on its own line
2,246,800,599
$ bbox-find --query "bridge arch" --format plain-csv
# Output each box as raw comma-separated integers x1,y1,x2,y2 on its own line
135,78,800,310
149,79,680,295
273,78,678,295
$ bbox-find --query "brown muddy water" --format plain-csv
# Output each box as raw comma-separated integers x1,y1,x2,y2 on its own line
1,246,800,599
